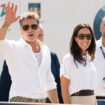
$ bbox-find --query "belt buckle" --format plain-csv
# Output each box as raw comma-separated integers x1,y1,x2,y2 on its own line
76,91,79,96
38,99,41,102
26,98,33,102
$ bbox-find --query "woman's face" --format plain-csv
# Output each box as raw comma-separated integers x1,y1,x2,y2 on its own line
75,28,92,55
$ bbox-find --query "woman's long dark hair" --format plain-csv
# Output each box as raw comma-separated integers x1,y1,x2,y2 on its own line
70,23,96,66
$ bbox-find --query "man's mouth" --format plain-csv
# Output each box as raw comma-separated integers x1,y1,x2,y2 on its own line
38,34,42,37
28,34,33,36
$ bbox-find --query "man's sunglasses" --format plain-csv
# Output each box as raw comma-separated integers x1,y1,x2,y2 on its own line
77,34,92,40
22,24,38,31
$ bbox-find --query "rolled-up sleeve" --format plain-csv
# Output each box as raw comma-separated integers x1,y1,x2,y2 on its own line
60,55,71,79
46,67,57,91
0,39,13,58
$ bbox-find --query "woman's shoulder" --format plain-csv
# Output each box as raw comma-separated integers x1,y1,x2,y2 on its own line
63,52,73,62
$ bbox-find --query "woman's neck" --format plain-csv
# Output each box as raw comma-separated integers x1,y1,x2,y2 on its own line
82,51,86,56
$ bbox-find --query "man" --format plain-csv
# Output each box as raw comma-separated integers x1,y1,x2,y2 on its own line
0,61,11,101
0,2,58,103
94,16,105,105
0,24,63,103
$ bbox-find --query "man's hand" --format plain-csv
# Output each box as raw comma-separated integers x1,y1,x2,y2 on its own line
0,2,20,26
47,89,59,103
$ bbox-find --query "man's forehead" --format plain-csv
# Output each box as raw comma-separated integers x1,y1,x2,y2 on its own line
22,18,37,23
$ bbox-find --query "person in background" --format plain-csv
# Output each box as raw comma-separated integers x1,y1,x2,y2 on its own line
94,16,105,105
0,61,11,101
38,25,63,103
60,23,97,105
0,2,58,103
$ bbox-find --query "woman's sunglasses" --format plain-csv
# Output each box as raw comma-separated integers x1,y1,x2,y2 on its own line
77,34,92,40
22,24,38,31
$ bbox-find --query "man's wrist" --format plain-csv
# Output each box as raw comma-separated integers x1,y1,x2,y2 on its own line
1,23,10,29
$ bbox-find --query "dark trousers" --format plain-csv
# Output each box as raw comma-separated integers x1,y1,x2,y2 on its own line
97,101,105,105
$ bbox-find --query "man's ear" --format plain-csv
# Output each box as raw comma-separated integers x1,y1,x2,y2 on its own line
100,25,102,33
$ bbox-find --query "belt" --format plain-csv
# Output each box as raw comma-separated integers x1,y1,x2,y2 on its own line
71,90,94,96
10,96,46,103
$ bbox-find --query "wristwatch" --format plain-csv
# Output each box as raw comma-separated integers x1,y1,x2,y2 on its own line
2,23,9,29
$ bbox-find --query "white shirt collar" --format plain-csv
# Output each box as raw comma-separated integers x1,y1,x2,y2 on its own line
19,38,43,48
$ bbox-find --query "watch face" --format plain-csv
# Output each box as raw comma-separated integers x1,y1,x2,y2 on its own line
93,6,105,40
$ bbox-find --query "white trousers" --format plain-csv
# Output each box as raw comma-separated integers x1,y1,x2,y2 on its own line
70,95,96,105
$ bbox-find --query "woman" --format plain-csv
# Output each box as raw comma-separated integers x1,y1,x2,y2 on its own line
60,23,97,105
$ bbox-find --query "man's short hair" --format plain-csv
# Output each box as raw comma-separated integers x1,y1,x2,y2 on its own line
19,11,39,26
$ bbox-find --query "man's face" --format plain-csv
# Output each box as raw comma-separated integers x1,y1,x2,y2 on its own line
21,18,39,43
100,21,105,38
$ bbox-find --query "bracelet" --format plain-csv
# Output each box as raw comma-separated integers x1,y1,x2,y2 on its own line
1,23,9,29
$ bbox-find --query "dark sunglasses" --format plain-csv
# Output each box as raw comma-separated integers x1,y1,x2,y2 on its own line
22,24,38,31
77,34,92,40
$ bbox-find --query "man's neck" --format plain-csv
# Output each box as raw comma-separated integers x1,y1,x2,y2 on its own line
28,40,41,53
33,42,41,53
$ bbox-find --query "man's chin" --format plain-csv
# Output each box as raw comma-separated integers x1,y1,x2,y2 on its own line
25,39,35,43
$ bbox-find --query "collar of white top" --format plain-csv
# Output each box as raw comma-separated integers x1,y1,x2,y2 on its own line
20,38,43,48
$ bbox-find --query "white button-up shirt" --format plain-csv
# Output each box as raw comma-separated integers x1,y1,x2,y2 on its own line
94,38,105,94
0,38,56,99
60,53,97,95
